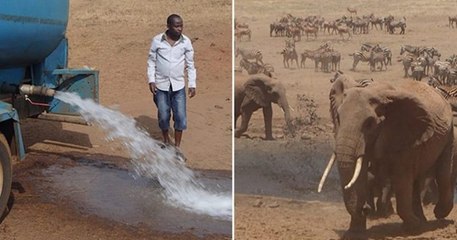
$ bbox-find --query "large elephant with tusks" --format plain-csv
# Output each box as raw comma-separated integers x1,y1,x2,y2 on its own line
320,72,456,239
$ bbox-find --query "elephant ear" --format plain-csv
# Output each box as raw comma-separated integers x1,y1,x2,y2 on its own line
373,85,451,152
244,76,272,107
329,72,358,133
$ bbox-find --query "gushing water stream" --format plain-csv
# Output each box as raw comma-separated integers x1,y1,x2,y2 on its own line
54,92,232,220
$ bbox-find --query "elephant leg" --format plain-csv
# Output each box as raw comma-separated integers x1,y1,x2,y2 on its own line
434,140,455,219
342,216,367,240
235,101,259,138
234,110,253,138
413,179,427,222
422,177,438,205
235,100,241,128
263,103,274,140
393,172,423,229
366,171,376,216
376,180,394,217
383,182,394,216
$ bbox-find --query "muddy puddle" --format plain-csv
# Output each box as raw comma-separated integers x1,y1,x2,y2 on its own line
235,140,457,202
235,140,342,201
32,159,232,237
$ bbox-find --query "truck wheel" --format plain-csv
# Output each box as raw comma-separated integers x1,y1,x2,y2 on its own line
0,134,12,222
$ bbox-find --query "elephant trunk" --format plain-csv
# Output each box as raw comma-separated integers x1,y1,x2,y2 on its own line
278,96,294,134
335,133,368,222
336,151,368,232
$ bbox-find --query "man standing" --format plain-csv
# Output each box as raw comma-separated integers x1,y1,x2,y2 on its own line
147,14,196,155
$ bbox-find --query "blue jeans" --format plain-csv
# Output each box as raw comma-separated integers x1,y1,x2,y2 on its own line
153,87,187,131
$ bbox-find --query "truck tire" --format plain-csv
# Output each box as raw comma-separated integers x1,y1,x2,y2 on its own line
0,134,12,222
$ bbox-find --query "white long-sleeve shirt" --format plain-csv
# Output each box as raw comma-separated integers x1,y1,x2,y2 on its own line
147,33,196,91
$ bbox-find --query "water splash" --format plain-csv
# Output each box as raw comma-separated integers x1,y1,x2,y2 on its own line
54,92,232,220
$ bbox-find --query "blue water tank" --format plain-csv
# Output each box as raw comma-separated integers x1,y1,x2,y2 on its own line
0,0,69,68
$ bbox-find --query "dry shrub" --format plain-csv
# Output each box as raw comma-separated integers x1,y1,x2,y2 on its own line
285,94,320,138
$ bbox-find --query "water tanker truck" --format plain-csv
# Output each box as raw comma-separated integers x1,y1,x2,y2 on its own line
0,0,99,219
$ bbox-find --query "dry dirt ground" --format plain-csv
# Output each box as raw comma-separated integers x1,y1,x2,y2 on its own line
1,0,232,239
235,0,457,239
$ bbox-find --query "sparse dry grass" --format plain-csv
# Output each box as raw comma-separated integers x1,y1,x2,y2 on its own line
237,0,457,22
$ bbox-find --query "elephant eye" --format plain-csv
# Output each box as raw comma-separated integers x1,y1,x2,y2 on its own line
363,117,377,132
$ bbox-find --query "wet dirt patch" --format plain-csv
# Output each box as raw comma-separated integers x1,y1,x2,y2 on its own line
235,138,457,202
235,138,342,201
30,158,231,237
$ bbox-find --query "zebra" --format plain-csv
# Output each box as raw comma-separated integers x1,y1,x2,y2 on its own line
434,61,451,84
357,78,374,87
386,17,406,34
280,47,299,68
300,50,319,68
428,77,457,112
361,43,392,65
449,16,457,28
434,85,457,103
369,14,384,30
400,45,421,56
349,51,370,71
369,51,386,72
239,59,273,77
235,28,251,41
336,25,352,40
428,75,444,87
235,47,264,65
331,51,341,71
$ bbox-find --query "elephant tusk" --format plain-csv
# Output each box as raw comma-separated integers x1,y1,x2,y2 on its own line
344,157,363,190
318,153,336,193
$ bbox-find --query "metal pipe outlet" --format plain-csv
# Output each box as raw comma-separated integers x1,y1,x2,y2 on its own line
19,84,56,97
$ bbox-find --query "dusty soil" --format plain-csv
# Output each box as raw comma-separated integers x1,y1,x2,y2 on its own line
235,0,457,239
2,0,232,239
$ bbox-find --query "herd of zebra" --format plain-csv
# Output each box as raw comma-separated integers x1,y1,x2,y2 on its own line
236,11,457,90
298,42,341,72
237,42,457,90
269,13,406,41
350,43,392,71
235,40,342,74
397,45,457,85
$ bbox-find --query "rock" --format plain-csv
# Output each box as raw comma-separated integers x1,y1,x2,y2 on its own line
301,133,312,140
253,199,263,207
268,202,279,208
214,105,223,109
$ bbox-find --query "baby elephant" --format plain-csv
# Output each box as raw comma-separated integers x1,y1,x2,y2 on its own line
235,75,293,140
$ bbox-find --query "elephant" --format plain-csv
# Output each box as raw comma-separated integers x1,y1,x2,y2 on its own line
235,75,293,140
320,72,456,239
366,170,394,218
